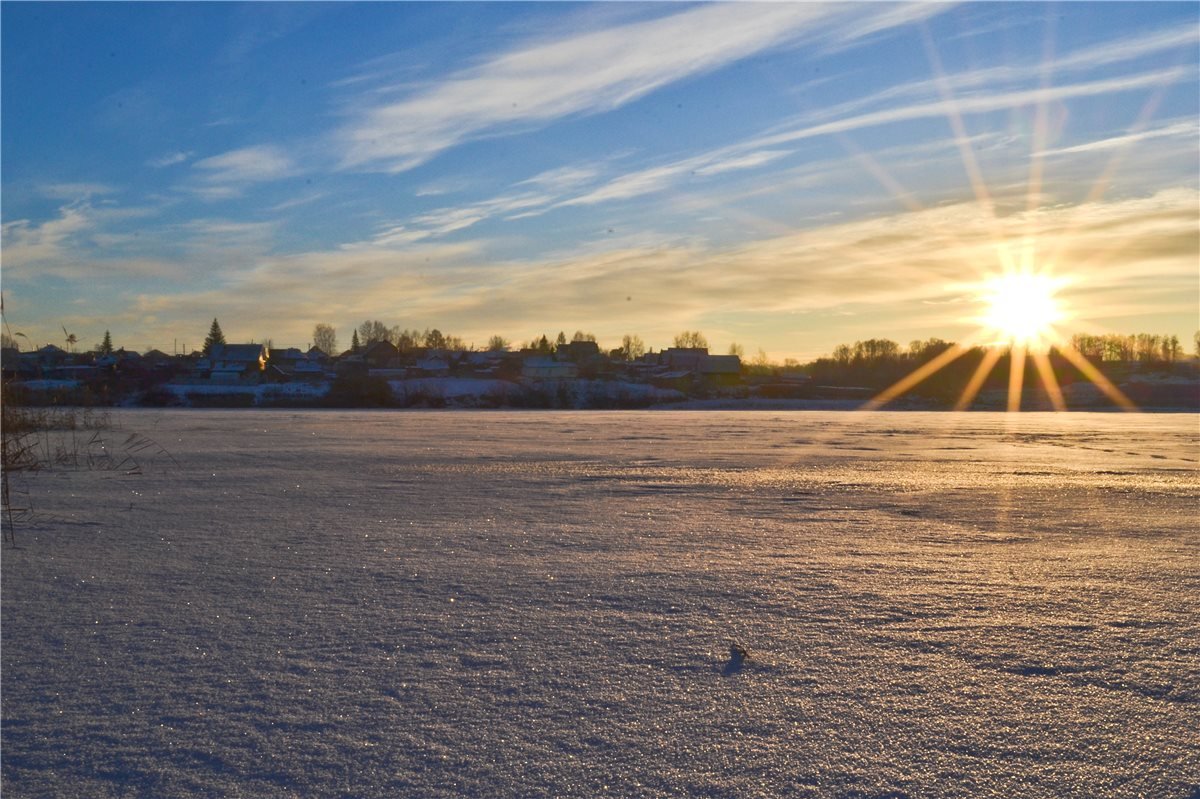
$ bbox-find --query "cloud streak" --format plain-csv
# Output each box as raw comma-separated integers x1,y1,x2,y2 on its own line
753,66,1192,152
102,187,1198,357
1,202,185,282
1036,119,1199,157
517,58,1193,213
148,150,195,168
793,24,1199,132
194,145,294,183
337,3,866,173
187,145,297,199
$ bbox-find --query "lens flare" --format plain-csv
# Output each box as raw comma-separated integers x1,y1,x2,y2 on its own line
978,272,1066,351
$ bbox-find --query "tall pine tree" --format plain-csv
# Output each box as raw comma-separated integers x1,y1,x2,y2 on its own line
99,330,114,355
203,318,226,356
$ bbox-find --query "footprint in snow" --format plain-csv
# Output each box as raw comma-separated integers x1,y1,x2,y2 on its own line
723,642,749,675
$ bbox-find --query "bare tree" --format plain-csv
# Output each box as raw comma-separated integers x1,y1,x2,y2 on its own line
423,328,446,349
395,329,422,352
312,323,337,355
618,334,645,361
487,335,510,352
673,330,707,349
358,320,394,345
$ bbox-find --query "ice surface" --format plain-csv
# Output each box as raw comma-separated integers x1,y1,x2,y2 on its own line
3,410,1198,798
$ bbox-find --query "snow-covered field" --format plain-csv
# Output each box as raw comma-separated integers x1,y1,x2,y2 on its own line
3,410,1197,798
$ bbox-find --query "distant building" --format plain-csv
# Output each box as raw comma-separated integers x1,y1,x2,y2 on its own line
270,348,325,382
661,347,707,371
556,340,601,362
522,358,579,380
361,341,400,370
700,354,741,387
413,356,450,376
208,343,267,383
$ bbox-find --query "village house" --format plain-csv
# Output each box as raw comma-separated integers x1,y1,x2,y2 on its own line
649,348,742,390
205,343,267,383
556,339,601,363
361,341,401,370
699,354,742,387
660,347,708,371
522,357,579,380
269,347,327,382
413,354,450,377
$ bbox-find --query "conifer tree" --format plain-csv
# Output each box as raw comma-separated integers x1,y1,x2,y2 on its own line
351,329,361,352
203,318,226,356
99,330,114,355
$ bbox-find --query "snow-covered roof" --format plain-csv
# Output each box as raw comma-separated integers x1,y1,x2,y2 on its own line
701,355,741,374
210,344,266,363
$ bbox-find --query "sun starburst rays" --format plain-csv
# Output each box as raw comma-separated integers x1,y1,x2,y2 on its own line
848,19,1169,414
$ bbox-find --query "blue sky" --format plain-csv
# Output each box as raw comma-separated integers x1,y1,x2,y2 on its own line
3,2,1197,359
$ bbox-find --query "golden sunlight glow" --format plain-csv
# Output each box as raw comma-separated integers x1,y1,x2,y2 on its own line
848,23,1153,415
979,272,1065,350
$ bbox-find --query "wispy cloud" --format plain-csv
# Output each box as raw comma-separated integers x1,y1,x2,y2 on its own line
538,48,1190,212
39,183,117,200
360,187,1196,354
218,3,326,65
367,190,556,247
819,1,959,54
692,150,791,178
184,145,297,201
415,176,478,198
18,185,1196,357
1036,119,1199,157
361,142,792,246
268,192,327,212
336,3,846,172
1,202,183,281
751,66,1192,152
193,145,295,185
1,204,94,276
148,150,194,168
128,240,487,345
798,25,1200,127
177,218,277,251
563,146,794,208
1051,25,1199,74
517,165,602,193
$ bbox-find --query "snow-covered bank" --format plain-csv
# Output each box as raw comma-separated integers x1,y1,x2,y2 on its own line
3,410,1198,798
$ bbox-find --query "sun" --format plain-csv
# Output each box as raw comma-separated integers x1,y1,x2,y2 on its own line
978,272,1066,351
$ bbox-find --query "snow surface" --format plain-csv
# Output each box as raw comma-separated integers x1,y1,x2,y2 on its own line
3,410,1198,798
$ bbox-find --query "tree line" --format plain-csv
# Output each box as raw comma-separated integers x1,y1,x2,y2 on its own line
804,333,1195,400
1069,333,1186,364
300,321,726,362
13,315,1199,375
